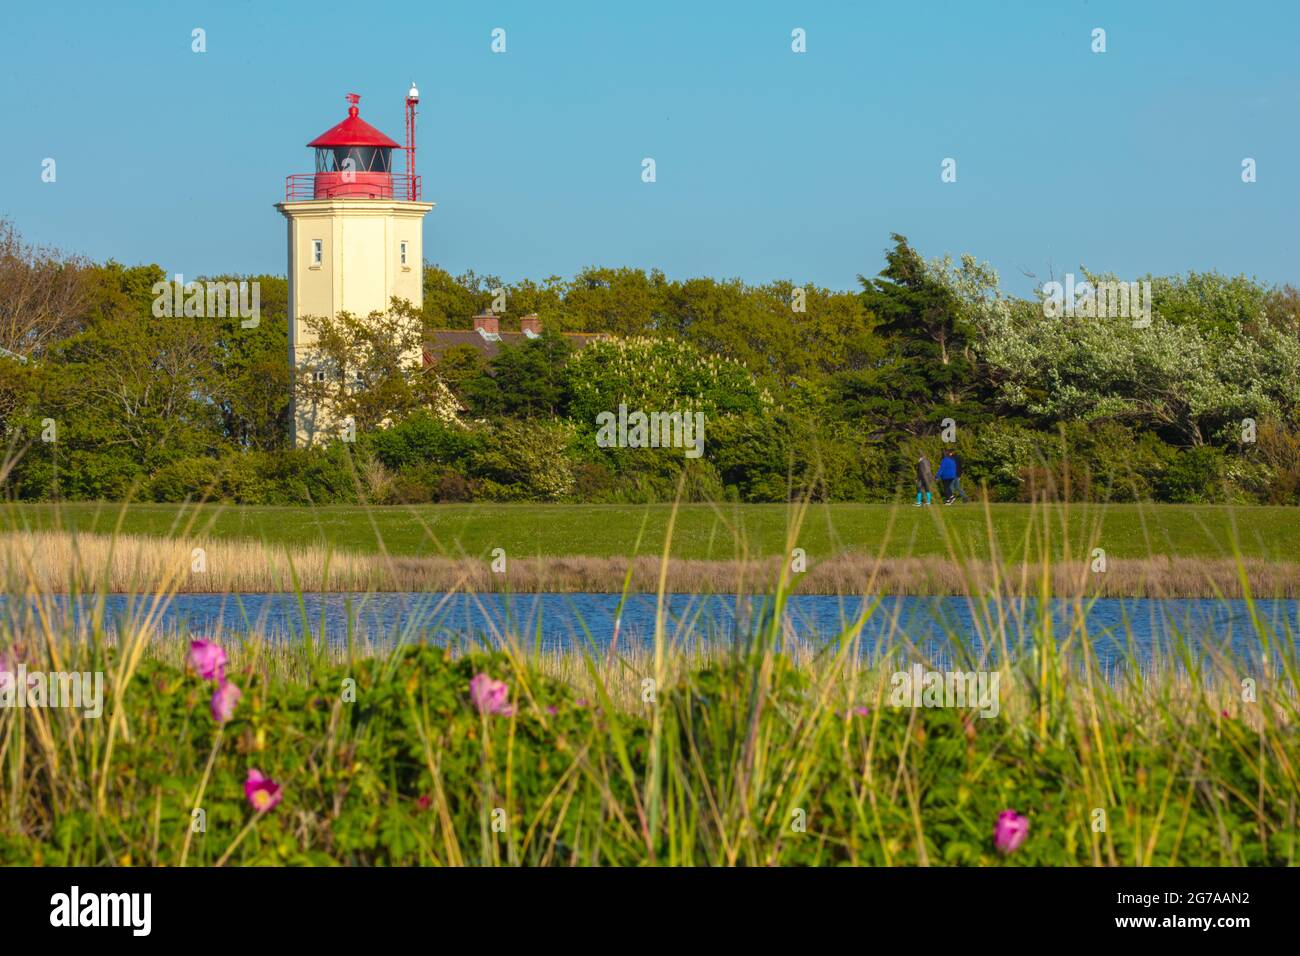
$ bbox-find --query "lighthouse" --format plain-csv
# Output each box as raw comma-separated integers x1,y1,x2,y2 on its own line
277,87,434,446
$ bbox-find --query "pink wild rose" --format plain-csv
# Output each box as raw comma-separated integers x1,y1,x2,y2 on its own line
0,651,14,692
994,810,1029,854
189,640,228,681
0,651,38,692
469,673,514,716
244,768,283,814
211,680,242,723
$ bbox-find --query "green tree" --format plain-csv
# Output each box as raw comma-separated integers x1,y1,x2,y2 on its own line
421,266,500,330
561,266,669,335
299,303,439,439
464,330,573,418
851,234,989,438
202,274,292,450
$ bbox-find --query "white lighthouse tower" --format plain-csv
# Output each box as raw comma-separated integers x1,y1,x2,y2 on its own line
276,86,433,446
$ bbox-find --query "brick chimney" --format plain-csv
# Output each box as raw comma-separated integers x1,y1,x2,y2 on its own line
520,313,542,336
472,311,499,335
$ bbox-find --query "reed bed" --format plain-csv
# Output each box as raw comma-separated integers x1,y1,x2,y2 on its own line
4,529,1299,598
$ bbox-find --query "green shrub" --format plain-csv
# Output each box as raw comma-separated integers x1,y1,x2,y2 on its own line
471,419,578,500
247,446,362,505
148,453,268,503
708,413,796,501
1065,422,1175,502
1157,445,1225,503
366,412,481,471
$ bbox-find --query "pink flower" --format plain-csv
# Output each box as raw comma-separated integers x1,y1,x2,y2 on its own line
846,706,870,718
244,769,283,814
415,794,432,812
1221,709,1230,718
469,673,514,716
211,680,242,723
0,651,37,692
189,640,228,681
994,810,1029,854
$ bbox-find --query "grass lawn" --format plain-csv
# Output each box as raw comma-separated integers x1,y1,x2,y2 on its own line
4,501,1297,564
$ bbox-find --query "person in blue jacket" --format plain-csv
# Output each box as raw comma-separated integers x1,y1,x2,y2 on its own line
936,449,958,504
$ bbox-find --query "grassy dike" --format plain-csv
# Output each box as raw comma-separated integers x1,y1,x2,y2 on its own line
8,501,1300,562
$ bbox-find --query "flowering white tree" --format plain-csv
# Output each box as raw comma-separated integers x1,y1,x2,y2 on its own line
565,336,772,426
936,262,1300,446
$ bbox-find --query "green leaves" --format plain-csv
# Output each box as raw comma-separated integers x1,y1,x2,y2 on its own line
854,234,993,440
3,638,1298,866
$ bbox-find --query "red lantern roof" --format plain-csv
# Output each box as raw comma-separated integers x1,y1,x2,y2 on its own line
306,94,401,149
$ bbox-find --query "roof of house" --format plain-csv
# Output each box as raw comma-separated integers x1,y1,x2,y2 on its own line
424,330,605,362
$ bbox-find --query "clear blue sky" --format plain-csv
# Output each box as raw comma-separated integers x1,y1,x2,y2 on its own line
2,0,1296,296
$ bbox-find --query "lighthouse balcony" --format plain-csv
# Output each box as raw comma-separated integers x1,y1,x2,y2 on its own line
285,172,422,202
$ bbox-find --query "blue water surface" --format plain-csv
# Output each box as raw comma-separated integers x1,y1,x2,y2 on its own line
5,591,1295,670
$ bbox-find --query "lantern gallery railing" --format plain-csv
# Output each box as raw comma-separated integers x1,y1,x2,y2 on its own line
284,172,422,202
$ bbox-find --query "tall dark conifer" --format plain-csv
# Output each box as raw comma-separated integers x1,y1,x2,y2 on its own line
843,233,988,439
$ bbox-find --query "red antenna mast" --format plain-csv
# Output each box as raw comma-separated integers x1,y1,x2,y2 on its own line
404,82,419,201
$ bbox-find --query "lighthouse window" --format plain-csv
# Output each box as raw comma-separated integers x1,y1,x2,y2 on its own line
313,370,327,383
311,240,323,266
319,146,392,174
400,241,408,266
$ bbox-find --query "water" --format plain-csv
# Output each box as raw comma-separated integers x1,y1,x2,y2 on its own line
5,591,1296,669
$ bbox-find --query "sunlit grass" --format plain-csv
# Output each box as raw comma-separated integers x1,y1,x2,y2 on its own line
8,500,1300,563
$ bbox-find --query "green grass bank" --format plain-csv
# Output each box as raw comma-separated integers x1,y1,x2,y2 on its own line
6,502,1298,563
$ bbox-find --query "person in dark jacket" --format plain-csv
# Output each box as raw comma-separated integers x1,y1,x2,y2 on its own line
936,450,958,504
950,451,970,503
915,454,934,506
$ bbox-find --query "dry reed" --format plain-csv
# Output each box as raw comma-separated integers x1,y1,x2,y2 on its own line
3,530,1298,598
